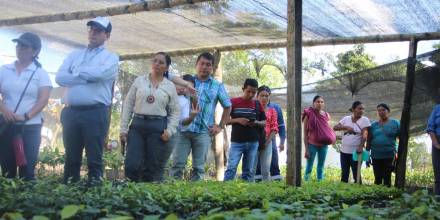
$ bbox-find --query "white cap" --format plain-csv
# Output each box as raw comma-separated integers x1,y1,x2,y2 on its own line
86,16,112,33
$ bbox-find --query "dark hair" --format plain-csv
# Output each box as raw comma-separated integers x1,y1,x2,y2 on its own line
243,78,258,89
257,85,271,96
156,52,171,67
350,101,362,112
313,95,323,103
377,103,390,112
182,74,195,86
196,52,214,65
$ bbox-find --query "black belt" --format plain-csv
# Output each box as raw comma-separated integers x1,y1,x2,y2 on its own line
134,114,166,120
68,104,107,110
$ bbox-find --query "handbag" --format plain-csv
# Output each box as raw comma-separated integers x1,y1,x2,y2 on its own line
1,66,39,166
304,107,336,145
255,100,266,150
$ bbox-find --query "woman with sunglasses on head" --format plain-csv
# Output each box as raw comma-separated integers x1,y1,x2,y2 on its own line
334,101,371,183
366,103,400,187
0,33,52,180
120,52,180,182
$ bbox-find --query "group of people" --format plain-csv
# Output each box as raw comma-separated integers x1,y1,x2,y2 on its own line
0,17,438,195
0,17,286,184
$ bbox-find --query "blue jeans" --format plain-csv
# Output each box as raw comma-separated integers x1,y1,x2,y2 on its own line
0,124,42,180
224,141,259,181
170,131,212,181
61,106,109,184
254,141,272,181
124,117,172,182
270,139,281,176
433,145,440,195
304,144,328,181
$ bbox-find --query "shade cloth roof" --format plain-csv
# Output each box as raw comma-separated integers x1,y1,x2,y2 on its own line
1,0,440,58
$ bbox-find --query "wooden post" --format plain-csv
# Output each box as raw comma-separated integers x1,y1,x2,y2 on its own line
286,0,302,186
211,50,225,181
395,38,418,188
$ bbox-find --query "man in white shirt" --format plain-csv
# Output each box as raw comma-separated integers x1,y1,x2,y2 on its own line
55,17,119,185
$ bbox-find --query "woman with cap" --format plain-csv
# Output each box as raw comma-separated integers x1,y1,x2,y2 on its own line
334,101,371,183
366,103,400,187
120,52,180,182
0,32,52,180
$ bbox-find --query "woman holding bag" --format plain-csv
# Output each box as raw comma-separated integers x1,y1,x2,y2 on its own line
0,33,52,180
302,95,335,181
334,101,371,183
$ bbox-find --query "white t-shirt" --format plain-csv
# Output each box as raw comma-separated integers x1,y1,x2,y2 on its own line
0,62,53,125
339,115,371,154
178,95,190,121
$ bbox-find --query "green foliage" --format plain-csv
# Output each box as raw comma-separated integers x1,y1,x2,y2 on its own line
0,177,403,219
222,50,286,88
433,42,440,50
334,44,377,76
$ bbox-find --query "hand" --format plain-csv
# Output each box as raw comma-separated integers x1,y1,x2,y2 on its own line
304,150,310,159
189,102,200,118
434,142,440,150
186,82,197,94
235,118,250,126
13,114,25,122
345,126,354,133
120,133,128,146
161,130,171,142
279,144,285,152
209,124,222,136
356,146,363,153
1,108,16,122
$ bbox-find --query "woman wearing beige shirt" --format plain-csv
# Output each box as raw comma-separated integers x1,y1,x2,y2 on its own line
120,52,180,182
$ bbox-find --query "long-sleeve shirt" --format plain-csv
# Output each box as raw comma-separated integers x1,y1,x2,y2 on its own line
427,104,440,136
268,102,286,145
265,107,279,139
55,45,119,106
120,74,180,136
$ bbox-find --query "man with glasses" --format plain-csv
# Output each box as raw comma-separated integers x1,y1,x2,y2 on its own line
56,17,119,185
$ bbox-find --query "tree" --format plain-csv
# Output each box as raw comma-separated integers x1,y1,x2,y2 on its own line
222,49,286,88
333,44,377,76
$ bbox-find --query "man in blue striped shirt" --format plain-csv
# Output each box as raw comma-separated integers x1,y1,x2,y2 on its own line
56,17,119,185
170,52,231,181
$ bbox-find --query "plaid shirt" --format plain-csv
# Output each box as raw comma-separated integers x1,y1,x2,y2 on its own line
181,76,231,133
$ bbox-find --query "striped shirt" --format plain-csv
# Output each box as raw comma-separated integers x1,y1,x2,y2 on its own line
180,76,231,133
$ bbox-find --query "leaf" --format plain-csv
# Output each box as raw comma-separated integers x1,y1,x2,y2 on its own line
412,205,428,216
323,196,332,201
164,214,178,220
143,215,160,220
108,216,133,220
60,205,81,219
2,212,25,220
32,216,50,220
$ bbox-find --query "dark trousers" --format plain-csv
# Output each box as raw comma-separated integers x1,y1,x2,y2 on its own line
256,138,281,177
61,106,109,184
372,157,394,187
340,152,362,183
0,124,42,180
124,117,173,182
433,145,440,195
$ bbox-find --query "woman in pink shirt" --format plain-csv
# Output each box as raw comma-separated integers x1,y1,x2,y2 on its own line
302,95,332,181
254,86,278,181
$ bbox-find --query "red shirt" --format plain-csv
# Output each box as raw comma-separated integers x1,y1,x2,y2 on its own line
265,107,279,138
